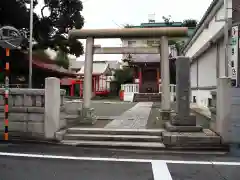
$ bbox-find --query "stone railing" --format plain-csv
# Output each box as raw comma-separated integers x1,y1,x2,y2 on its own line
0,77,66,140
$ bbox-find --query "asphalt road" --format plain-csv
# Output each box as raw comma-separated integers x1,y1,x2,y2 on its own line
0,144,240,180
0,153,240,180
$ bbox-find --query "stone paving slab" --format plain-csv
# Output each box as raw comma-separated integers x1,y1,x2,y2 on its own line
104,102,153,129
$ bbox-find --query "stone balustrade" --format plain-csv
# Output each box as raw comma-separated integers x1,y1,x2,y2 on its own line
0,77,67,140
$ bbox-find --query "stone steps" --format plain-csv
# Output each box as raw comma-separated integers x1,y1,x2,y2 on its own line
61,140,166,149
133,93,161,102
66,128,165,136
58,128,165,149
57,127,228,151
63,134,163,142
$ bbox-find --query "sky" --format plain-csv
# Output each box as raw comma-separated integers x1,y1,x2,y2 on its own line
36,0,213,61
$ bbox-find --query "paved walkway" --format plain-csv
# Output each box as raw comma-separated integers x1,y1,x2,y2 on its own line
104,102,153,129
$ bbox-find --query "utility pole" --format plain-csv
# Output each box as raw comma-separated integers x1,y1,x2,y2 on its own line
224,0,229,77
29,0,33,88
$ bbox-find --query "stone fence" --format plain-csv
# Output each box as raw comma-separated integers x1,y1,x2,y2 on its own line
209,78,240,144
0,77,68,140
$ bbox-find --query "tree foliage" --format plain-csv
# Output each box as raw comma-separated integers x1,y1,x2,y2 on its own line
0,0,84,57
182,19,198,28
162,15,174,25
32,49,50,60
55,49,69,69
114,67,134,91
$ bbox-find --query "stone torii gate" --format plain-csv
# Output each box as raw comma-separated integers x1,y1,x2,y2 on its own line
69,27,188,123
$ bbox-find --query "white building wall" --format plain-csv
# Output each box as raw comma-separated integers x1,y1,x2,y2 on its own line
185,0,232,58
218,38,232,77
190,45,216,108
121,38,178,62
187,0,232,108
198,45,217,87
190,36,232,108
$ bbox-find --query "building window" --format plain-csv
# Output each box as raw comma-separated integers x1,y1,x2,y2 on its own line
193,96,196,103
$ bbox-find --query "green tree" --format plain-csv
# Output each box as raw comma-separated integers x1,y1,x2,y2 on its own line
169,40,185,56
0,0,84,57
114,67,134,92
55,49,69,69
162,15,173,25
182,19,198,28
32,49,50,60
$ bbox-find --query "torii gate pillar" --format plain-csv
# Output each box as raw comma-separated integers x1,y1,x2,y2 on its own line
81,37,97,124
160,36,171,120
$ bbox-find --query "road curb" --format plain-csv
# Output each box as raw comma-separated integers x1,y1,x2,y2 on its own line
0,139,229,155
0,139,61,146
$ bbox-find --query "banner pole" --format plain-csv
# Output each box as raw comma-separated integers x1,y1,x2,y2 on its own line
4,48,10,141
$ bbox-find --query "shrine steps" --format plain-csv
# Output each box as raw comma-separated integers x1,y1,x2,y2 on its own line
133,93,162,102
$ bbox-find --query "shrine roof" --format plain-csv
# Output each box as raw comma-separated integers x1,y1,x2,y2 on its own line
77,62,112,76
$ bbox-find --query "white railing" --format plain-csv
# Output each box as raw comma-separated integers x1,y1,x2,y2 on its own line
121,83,176,94
121,83,176,102
159,84,176,102
121,84,139,102
121,84,139,93
159,84,176,95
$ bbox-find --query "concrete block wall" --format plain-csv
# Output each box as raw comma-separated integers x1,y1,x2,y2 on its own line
210,85,240,144
229,88,240,144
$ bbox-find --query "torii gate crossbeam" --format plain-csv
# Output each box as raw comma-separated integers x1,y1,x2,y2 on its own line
94,47,160,54
68,27,188,123
69,27,188,39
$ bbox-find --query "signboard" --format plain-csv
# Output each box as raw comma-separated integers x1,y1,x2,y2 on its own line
0,26,23,49
231,26,239,86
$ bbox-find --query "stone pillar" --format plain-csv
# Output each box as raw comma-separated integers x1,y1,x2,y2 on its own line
160,36,171,120
165,57,202,132
81,37,97,124
44,77,61,139
83,37,94,108
175,56,191,121
216,77,231,142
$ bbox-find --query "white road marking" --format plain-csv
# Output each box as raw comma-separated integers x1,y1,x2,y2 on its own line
0,152,150,163
152,161,172,180
0,152,240,166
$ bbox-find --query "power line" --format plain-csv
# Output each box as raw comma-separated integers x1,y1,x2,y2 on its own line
111,20,123,28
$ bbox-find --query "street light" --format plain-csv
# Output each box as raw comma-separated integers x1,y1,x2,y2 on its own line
29,0,34,88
